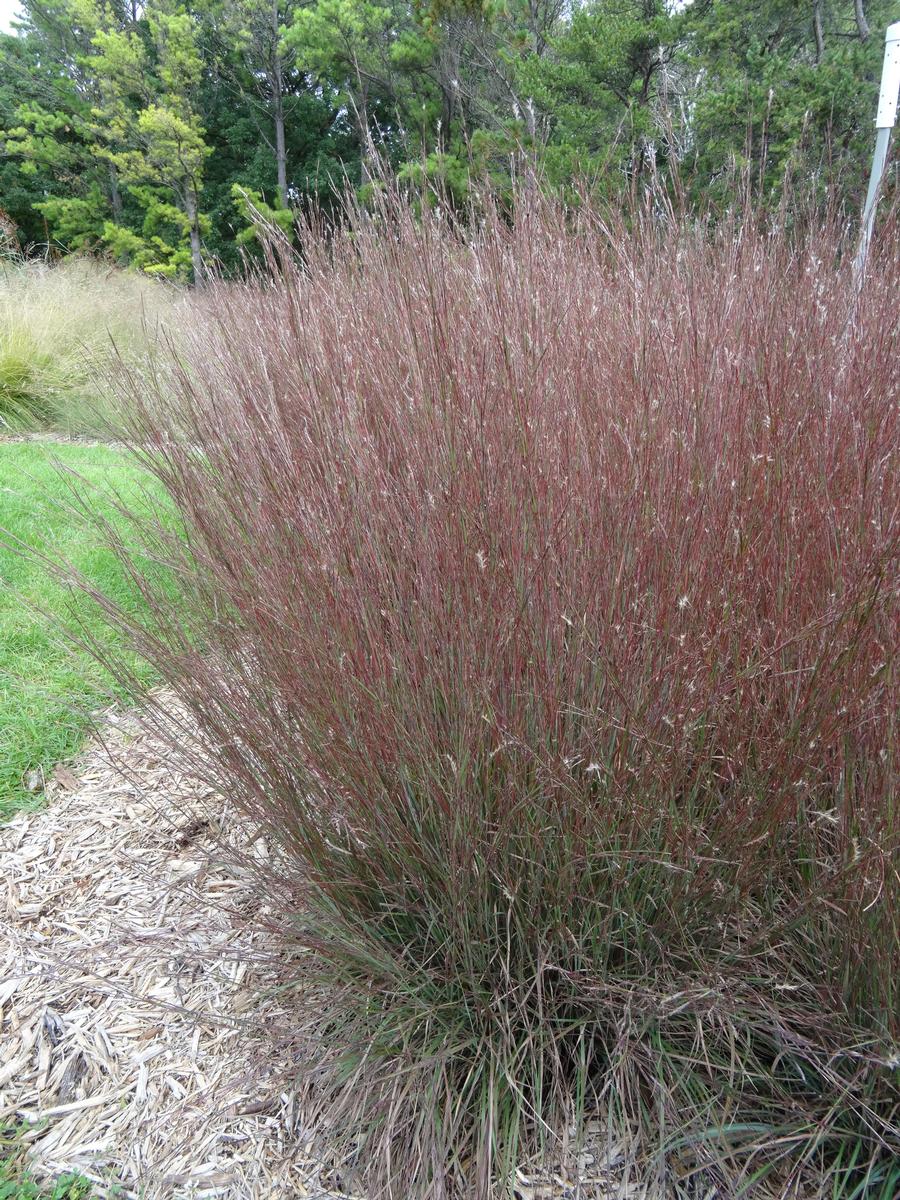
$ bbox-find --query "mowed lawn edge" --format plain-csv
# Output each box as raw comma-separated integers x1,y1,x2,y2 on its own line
0,439,158,820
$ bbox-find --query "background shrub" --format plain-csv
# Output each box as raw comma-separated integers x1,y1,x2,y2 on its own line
77,194,898,1199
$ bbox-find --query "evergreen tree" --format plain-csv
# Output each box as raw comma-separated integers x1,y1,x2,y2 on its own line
2,0,896,269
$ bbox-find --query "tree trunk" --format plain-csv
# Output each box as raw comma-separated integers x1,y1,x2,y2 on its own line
351,61,374,186
274,85,287,207
108,164,123,223
854,0,870,42
812,0,825,63
184,187,204,285
358,116,373,187
272,0,288,208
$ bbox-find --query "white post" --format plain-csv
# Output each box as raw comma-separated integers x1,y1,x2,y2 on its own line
855,22,900,282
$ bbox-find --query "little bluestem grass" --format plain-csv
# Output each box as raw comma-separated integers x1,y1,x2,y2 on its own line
59,191,899,1198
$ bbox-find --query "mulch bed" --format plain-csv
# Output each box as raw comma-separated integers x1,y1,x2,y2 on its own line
1,710,353,1199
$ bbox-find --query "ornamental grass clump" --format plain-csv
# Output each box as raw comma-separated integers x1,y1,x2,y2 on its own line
80,194,898,1198
0,255,174,434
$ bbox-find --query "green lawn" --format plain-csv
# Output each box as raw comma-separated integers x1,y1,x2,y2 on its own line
0,440,156,820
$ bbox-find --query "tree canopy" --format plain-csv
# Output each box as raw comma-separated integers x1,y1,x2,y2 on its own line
1,0,896,276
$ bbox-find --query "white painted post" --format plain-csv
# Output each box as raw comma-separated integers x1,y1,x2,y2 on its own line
855,22,900,282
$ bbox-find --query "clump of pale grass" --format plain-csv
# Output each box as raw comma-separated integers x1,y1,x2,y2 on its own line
0,255,176,435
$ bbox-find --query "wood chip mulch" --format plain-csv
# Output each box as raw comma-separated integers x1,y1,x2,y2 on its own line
0,710,354,1199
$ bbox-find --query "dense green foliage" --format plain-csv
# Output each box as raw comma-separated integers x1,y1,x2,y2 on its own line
1,0,897,276
0,442,157,818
